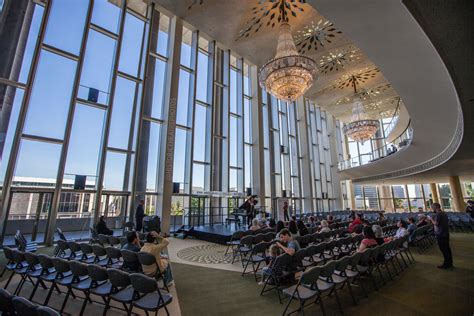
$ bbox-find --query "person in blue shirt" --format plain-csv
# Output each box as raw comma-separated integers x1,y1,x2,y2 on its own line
276,229,300,255
122,231,141,252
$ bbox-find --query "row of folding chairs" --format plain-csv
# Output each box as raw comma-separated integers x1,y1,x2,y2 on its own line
1,248,172,316
278,236,414,315
241,235,365,282
0,288,59,316
229,232,277,264
14,231,38,253
410,225,436,252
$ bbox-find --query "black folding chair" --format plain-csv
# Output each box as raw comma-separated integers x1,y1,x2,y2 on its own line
104,268,134,316
282,266,322,316
137,252,169,291
1,247,17,290
37,254,61,304
12,296,38,316
0,288,15,316
68,260,92,316
129,273,173,316
37,306,61,316
242,241,271,281
121,249,141,272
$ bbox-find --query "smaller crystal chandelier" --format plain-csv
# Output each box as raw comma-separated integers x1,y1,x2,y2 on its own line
259,23,318,101
343,80,379,143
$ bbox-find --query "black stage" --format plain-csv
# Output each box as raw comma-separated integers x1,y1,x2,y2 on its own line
188,224,240,245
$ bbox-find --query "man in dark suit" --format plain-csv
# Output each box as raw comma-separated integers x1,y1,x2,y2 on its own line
135,200,145,232
429,203,453,269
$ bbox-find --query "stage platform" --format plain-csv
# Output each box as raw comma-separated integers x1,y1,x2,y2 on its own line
187,224,241,245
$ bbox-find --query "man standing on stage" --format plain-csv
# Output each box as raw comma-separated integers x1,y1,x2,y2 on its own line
135,199,145,232
283,201,290,222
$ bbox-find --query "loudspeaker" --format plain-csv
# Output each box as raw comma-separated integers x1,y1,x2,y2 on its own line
172,182,180,194
74,175,86,190
246,187,252,196
282,190,287,198
88,88,99,102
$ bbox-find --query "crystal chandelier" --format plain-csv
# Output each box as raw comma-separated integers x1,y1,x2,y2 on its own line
259,23,318,101
343,80,380,143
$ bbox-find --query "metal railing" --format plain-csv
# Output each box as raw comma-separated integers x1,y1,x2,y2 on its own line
383,98,401,137
338,124,413,171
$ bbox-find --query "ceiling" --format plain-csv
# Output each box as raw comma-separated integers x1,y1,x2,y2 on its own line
150,0,401,123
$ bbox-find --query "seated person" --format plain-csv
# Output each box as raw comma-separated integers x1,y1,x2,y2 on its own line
407,217,417,241
288,220,299,237
276,229,300,256
140,231,173,286
319,220,331,233
250,218,260,231
307,216,317,228
357,226,378,252
259,244,281,284
259,219,269,229
348,213,363,233
296,220,309,236
122,231,141,252
96,216,113,235
326,214,334,225
387,220,410,240
416,214,429,227
268,218,276,229
275,220,285,237
372,225,385,245
378,212,385,221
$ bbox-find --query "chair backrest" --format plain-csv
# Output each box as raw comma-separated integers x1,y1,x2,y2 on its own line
334,256,351,273
37,306,61,316
0,288,15,315
273,253,292,272
52,257,71,274
92,245,107,257
79,243,94,255
56,228,67,241
69,260,89,277
108,236,121,246
319,260,337,278
123,222,135,232
119,237,128,247
292,249,306,267
57,239,69,252
251,241,271,255
38,254,54,270
129,273,157,294
67,241,81,253
121,249,140,271
12,296,38,316
253,234,264,244
263,232,276,242
299,266,321,287
105,246,122,259
107,268,131,288
98,234,109,246
87,264,108,282
240,235,253,247
12,249,26,264
230,230,244,241
3,246,15,262
347,252,362,267
90,228,98,238
137,251,158,267
24,252,40,269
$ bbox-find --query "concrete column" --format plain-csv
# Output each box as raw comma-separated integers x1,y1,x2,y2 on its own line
327,114,342,210
430,183,440,204
378,185,394,212
297,99,313,213
346,180,356,209
0,0,33,158
448,176,466,212
156,17,183,234
250,65,265,206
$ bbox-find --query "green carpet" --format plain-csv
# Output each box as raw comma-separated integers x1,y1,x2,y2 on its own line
172,233,474,316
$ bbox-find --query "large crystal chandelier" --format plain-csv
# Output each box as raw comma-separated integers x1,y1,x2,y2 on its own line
259,23,318,101
343,81,380,143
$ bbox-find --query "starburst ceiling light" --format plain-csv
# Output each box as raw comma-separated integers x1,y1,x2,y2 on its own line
259,22,318,101
318,46,362,74
295,20,342,54
343,79,379,143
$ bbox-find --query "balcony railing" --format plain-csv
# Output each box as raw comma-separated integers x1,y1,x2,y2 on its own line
338,124,413,171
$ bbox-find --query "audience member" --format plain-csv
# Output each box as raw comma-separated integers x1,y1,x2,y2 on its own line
268,218,276,229
122,231,141,252
348,213,363,233
307,216,317,228
372,225,385,245
465,200,474,218
296,220,309,236
319,220,331,233
288,220,299,236
96,216,113,236
378,212,385,221
407,217,417,241
250,218,260,231
326,214,334,225
140,231,174,286
275,220,285,236
276,229,300,256
259,219,269,229
417,214,429,227
357,226,378,252
259,244,281,285
394,220,409,238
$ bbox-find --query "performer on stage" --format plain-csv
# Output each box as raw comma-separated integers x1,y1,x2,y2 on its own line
239,195,256,226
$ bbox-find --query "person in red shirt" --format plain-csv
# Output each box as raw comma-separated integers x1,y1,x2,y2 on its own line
348,213,363,233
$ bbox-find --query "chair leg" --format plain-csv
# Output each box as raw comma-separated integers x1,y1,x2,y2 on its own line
80,291,90,316
282,289,296,315
14,275,26,295
29,278,40,301
4,271,15,290
346,280,357,305
317,295,326,316
333,288,344,314
60,287,72,314
44,282,56,305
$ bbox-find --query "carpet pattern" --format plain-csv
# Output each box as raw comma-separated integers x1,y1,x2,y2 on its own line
176,244,234,264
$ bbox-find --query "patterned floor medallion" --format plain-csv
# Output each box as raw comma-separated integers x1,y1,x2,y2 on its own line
177,244,234,264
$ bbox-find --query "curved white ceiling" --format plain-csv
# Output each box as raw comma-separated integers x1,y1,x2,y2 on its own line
308,0,462,181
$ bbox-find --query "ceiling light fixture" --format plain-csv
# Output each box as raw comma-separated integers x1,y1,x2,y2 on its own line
259,22,318,101
343,78,379,143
